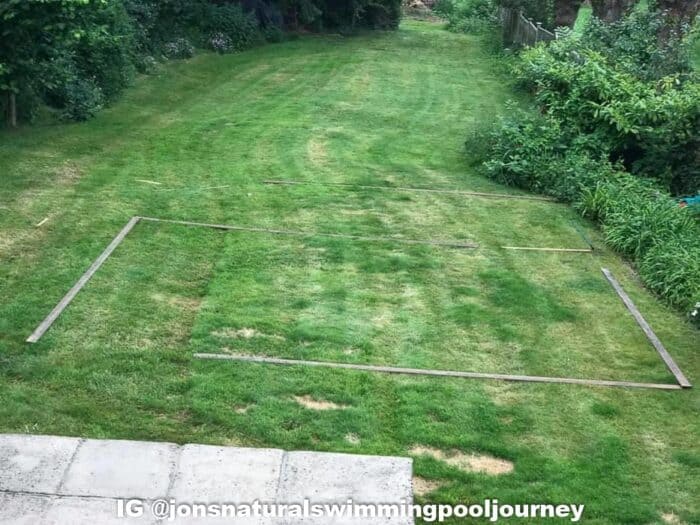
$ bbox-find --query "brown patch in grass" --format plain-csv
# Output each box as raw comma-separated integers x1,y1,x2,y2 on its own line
307,137,328,167
150,292,202,311
212,327,285,340
54,163,83,185
345,433,361,445
412,477,446,497
662,513,683,524
234,404,253,414
294,395,348,411
410,446,513,475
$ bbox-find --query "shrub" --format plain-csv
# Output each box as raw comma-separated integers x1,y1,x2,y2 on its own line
436,0,499,33
59,78,105,121
515,35,700,195
584,9,694,81
204,4,262,52
163,38,196,59
209,32,234,54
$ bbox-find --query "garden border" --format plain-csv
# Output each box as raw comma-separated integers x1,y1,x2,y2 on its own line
25,216,691,391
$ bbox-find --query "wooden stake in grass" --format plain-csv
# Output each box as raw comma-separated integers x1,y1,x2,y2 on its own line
26,216,142,343
602,268,692,388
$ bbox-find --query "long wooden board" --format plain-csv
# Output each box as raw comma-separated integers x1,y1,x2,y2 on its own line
501,246,593,253
602,268,691,388
139,217,479,249
263,179,556,202
194,353,682,391
26,216,142,343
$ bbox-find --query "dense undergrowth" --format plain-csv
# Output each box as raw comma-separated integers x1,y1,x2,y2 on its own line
465,8,700,325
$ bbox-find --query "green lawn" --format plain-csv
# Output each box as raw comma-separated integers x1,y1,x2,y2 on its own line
1,20,698,524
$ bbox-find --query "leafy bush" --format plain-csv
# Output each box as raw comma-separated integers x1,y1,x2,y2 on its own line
209,32,234,54
163,38,196,59
204,4,262,52
436,0,499,33
515,34,700,195
59,78,105,121
584,9,694,81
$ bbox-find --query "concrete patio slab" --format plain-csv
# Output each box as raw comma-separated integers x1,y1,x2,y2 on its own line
60,439,178,499
0,493,49,525
171,445,284,502
278,451,414,525
43,496,153,525
0,434,414,524
0,435,80,494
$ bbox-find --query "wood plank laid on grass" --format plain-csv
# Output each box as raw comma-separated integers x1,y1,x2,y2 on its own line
601,268,692,388
26,216,142,343
263,179,557,202
194,353,683,391
139,216,480,249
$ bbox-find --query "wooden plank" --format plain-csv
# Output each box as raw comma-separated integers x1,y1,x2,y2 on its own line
26,216,142,343
502,246,593,253
194,353,682,391
139,217,479,249
262,179,556,202
602,268,692,388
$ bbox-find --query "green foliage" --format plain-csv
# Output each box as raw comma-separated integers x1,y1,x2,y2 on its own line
480,108,700,314
204,3,262,52
435,0,499,33
59,77,104,120
584,9,694,80
516,32,700,195
163,37,195,59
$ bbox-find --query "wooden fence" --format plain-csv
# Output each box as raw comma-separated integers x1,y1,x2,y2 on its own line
500,7,556,47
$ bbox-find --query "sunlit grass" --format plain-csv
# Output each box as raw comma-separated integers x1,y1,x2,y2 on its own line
0,19,698,524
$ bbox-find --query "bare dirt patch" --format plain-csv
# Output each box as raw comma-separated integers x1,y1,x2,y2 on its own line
54,163,83,185
412,477,446,497
150,292,202,311
662,513,682,525
294,395,348,411
345,433,361,445
212,327,285,340
410,446,513,475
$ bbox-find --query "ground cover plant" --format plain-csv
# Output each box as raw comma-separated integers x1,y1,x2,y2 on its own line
0,19,698,524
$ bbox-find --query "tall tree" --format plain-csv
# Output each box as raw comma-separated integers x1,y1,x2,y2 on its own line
555,0,584,27
590,0,637,22
652,0,700,30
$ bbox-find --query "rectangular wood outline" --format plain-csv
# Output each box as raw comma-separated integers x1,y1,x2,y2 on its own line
25,217,691,392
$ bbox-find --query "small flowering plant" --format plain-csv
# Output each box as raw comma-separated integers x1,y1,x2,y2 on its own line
209,32,234,54
691,302,700,329
163,38,195,60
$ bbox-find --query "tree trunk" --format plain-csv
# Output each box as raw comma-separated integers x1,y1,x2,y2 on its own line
7,91,17,128
590,0,636,22
653,0,700,36
555,0,585,27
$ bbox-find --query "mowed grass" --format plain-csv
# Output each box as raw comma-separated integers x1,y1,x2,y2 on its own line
1,19,698,524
